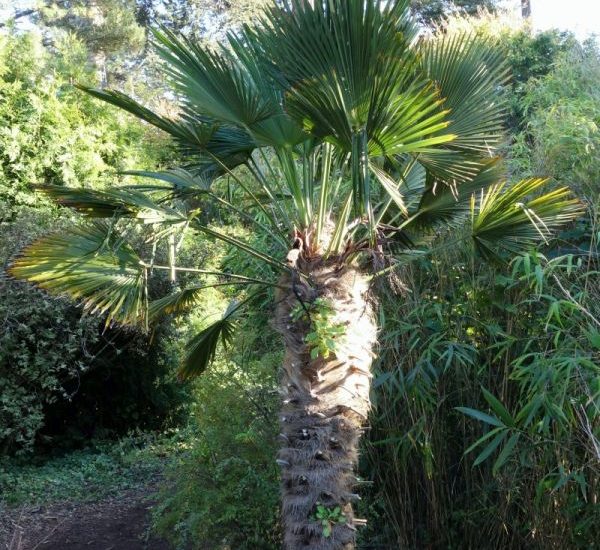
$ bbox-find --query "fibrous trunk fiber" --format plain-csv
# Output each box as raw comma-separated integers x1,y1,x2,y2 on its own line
276,258,376,549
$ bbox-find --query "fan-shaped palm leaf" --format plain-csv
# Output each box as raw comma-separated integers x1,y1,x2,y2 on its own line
252,0,455,156
9,223,147,326
420,32,510,152
472,179,585,260
154,28,277,127
408,158,504,229
417,32,510,182
180,299,244,379
36,185,186,223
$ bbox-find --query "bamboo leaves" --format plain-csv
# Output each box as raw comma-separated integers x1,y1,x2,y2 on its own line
457,388,520,474
457,408,505,429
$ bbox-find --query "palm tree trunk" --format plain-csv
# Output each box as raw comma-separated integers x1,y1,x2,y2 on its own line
275,258,377,549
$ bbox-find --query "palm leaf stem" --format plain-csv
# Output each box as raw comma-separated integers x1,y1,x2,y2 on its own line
191,221,289,271
208,191,288,249
145,264,283,288
351,130,371,222
275,146,311,228
325,192,354,258
247,156,293,229
373,155,419,226
315,142,333,245
205,149,284,238
329,153,351,211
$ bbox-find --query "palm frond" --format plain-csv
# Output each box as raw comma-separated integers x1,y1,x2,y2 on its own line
45,174,287,270
36,185,186,224
253,0,454,156
153,27,277,128
472,179,584,260
371,162,409,218
388,155,427,209
368,85,455,157
192,222,289,271
79,86,256,174
149,276,277,320
420,32,510,152
180,299,243,379
417,32,510,182
407,159,504,229
9,223,147,327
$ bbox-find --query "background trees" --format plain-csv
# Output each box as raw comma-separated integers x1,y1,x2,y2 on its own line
410,0,497,26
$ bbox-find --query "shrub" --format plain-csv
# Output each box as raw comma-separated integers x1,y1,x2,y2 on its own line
516,41,600,199
0,30,167,221
0,208,189,453
366,243,600,548
153,304,282,550
0,27,184,454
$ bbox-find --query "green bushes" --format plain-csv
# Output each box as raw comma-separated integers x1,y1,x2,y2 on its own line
1,208,95,453
366,243,600,548
514,41,600,199
504,29,577,131
0,31,165,220
0,29,182,455
0,207,189,453
153,313,282,550
363,22,600,550
0,281,98,453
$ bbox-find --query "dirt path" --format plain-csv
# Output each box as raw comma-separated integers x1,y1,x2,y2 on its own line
1,487,171,550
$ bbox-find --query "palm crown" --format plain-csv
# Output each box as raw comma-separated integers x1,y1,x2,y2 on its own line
12,0,580,337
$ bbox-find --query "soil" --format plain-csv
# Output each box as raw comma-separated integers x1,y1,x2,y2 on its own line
0,487,171,550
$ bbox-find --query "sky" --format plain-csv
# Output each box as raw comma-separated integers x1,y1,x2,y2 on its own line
1,0,600,41
502,0,600,40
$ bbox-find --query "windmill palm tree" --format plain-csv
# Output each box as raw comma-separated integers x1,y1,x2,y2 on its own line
11,1,582,548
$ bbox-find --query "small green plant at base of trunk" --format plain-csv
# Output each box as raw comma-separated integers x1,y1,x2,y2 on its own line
311,504,348,538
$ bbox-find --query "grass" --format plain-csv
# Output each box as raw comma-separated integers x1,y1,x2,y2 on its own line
0,430,190,507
